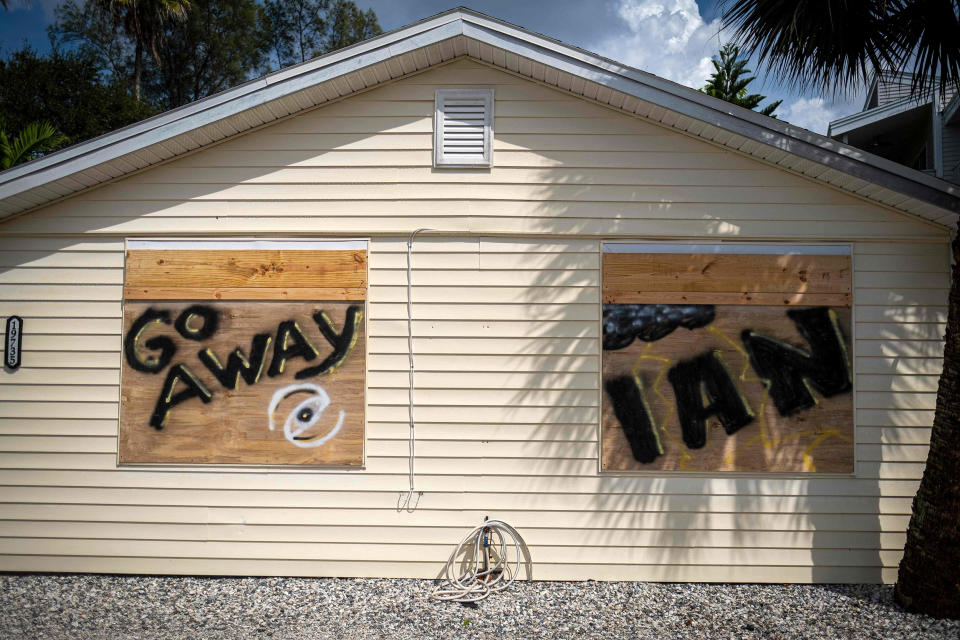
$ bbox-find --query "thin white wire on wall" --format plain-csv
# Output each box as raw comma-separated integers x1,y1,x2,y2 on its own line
398,228,432,513
429,519,528,603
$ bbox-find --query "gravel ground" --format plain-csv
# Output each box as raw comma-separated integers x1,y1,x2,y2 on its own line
1,575,958,639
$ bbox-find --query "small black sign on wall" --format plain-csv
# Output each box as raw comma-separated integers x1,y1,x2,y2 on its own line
5,316,22,370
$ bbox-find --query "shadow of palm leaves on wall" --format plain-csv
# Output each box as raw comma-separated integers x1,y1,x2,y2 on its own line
487,162,888,581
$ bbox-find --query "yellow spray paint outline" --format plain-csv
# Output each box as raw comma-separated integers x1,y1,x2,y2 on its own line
706,324,851,472
631,342,695,470
312,307,364,375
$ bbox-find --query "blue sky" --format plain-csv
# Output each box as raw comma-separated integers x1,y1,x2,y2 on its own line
0,0,861,133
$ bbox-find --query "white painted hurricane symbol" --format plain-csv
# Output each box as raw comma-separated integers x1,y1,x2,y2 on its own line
267,382,345,448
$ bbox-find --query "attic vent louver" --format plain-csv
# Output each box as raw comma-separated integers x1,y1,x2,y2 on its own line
434,88,494,168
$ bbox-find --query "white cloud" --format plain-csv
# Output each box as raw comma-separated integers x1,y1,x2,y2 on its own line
597,0,726,89
780,97,848,135
596,2,864,135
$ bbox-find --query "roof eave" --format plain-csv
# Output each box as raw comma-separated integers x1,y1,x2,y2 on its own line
0,10,467,199
460,16,960,215
1,7,958,224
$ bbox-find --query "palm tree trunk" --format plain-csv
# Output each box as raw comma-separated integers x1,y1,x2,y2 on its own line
894,232,960,618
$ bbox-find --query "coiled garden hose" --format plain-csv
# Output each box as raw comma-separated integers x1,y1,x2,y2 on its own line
429,519,528,603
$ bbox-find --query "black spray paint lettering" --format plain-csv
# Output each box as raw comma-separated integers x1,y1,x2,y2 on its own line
125,308,177,373
198,333,272,390
667,350,754,449
602,305,852,463
604,375,663,463
602,304,716,350
267,321,320,377
295,306,365,379
174,304,219,341
149,363,213,429
741,307,852,417
126,304,364,430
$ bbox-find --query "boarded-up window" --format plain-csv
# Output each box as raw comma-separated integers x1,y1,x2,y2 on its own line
119,240,367,466
601,243,853,474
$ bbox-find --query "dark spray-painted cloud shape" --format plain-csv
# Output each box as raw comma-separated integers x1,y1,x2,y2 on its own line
603,304,716,350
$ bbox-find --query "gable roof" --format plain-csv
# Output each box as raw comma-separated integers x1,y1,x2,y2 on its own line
1,7,958,227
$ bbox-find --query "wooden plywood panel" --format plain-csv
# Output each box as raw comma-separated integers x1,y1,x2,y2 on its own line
602,304,854,473
603,253,851,306
602,246,855,473
120,246,367,465
124,250,366,299
119,301,364,465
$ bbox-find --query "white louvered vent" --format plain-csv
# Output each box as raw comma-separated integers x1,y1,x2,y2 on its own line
434,88,494,168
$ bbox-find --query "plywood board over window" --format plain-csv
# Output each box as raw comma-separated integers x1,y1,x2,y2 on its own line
602,243,853,474
119,240,367,466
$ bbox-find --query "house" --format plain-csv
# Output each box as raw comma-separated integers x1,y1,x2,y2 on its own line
829,70,960,184
0,9,956,583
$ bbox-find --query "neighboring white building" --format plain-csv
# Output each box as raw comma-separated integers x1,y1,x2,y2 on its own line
0,9,958,583
829,71,960,184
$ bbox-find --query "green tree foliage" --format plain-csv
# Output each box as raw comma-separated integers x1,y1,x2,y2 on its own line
54,0,383,104
148,0,270,108
92,0,192,101
264,0,381,69
0,119,69,169
723,0,960,619
52,0,137,87
53,0,266,108
701,43,782,117
324,0,382,53
264,0,322,66
4,0,382,165
0,46,155,147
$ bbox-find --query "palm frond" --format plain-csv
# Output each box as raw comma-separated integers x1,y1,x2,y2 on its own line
722,0,901,97
889,0,960,98
1,121,69,169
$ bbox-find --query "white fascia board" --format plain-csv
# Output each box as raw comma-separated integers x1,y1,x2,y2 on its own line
828,94,932,137
0,13,465,201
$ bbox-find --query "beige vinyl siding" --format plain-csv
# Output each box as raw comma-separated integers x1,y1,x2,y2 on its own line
0,59,950,583
2,61,948,240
